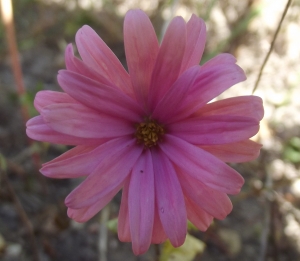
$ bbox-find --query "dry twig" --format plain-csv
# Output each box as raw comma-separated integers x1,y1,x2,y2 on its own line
0,0,28,122
252,0,293,94
0,155,40,261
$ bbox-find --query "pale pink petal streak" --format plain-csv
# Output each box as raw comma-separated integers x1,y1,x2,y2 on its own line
196,95,264,121
201,53,237,69
148,17,186,110
185,196,213,231
41,137,131,179
67,182,123,223
65,44,114,86
160,135,244,194
65,139,143,209
168,115,259,145
180,14,206,73
57,70,144,122
152,65,201,123
75,25,133,95
199,139,262,163
124,9,159,106
41,103,133,139
177,169,233,219
42,145,95,166
26,116,101,145
118,177,131,242
151,206,167,244
34,90,76,113
128,150,155,255
152,148,187,247
173,63,246,121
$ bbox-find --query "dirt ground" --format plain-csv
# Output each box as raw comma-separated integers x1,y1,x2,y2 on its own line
0,0,300,260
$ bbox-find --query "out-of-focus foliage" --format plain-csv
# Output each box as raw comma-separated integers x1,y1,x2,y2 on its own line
160,234,205,261
284,137,300,163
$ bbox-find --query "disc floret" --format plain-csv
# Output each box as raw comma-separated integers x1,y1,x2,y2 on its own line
135,119,164,147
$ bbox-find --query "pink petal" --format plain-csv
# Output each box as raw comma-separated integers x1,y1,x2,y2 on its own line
152,148,187,247
41,103,134,139
201,53,237,69
41,137,131,179
173,63,246,121
196,95,264,121
65,44,114,87
26,116,101,145
65,139,143,209
185,196,213,231
75,25,133,95
67,182,122,223
152,65,201,123
124,9,159,106
34,90,76,113
128,150,155,255
148,17,186,110
199,139,262,163
118,177,131,242
177,169,233,220
57,70,144,122
168,115,259,145
151,206,167,244
160,135,244,194
180,14,206,73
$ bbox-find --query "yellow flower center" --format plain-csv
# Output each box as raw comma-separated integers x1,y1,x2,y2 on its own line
135,119,164,147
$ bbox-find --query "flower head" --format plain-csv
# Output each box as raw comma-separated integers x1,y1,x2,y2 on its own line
26,9,263,255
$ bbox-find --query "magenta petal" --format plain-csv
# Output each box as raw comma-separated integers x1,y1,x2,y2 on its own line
57,70,144,122
41,103,133,139
26,116,101,145
200,139,262,163
180,14,206,73
196,95,264,121
152,148,187,247
64,44,114,87
168,115,259,145
65,139,143,209
128,150,155,255
160,135,244,194
178,170,233,220
174,63,246,121
152,66,201,123
185,196,213,231
67,182,122,223
118,177,131,242
41,137,130,179
34,90,75,113
75,25,133,95
148,16,186,110
124,9,159,106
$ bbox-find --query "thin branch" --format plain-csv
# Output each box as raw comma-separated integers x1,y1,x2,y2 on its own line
252,0,292,94
0,155,40,261
0,0,28,122
0,0,42,177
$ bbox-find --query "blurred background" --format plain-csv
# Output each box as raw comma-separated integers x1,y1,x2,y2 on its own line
0,0,300,260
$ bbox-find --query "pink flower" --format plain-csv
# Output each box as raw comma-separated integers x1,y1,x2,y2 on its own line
26,9,263,255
